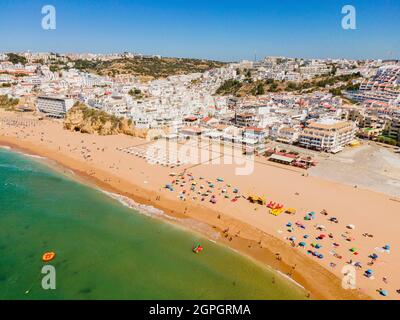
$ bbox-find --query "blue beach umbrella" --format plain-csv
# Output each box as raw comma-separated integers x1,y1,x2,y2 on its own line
379,290,388,297
299,242,306,247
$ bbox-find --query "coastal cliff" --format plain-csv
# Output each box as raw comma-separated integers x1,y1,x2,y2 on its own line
64,103,147,137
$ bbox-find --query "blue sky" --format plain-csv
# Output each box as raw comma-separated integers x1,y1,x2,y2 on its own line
0,0,399,61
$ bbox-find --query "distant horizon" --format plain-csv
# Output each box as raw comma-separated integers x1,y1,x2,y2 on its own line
1,0,399,62
3,50,400,64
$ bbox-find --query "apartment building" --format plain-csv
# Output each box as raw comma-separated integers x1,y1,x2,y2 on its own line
384,117,400,145
36,95,74,118
235,113,257,127
276,126,300,144
299,119,356,153
348,65,400,103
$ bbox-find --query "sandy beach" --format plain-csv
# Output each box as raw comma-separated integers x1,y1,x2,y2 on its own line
1,109,399,300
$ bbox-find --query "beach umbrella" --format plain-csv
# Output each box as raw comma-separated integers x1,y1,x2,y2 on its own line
350,247,357,252
299,242,306,247
286,222,292,227
303,235,309,239
346,224,356,230
370,253,378,260
289,236,296,241
379,290,388,297
383,245,390,250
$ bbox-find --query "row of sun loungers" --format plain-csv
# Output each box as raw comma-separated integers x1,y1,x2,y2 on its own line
118,145,188,168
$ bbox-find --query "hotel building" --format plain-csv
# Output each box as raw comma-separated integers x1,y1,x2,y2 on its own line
36,96,74,118
299,119,356,153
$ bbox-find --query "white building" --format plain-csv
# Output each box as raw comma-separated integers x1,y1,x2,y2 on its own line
36,96,74,118
299,119,356,153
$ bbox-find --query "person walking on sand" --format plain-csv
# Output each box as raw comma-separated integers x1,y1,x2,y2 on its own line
383,276,388,284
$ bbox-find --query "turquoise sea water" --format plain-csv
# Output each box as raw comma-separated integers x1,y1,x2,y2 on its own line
0,148,305,299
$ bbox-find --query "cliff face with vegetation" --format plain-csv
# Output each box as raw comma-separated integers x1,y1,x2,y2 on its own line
64,103,147,137
216,72,362,97
0,95,19,110
72,57,225,79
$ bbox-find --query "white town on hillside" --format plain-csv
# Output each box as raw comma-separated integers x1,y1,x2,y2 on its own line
1,52,400,154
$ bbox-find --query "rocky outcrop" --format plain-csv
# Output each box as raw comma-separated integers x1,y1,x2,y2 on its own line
64,103,147,137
